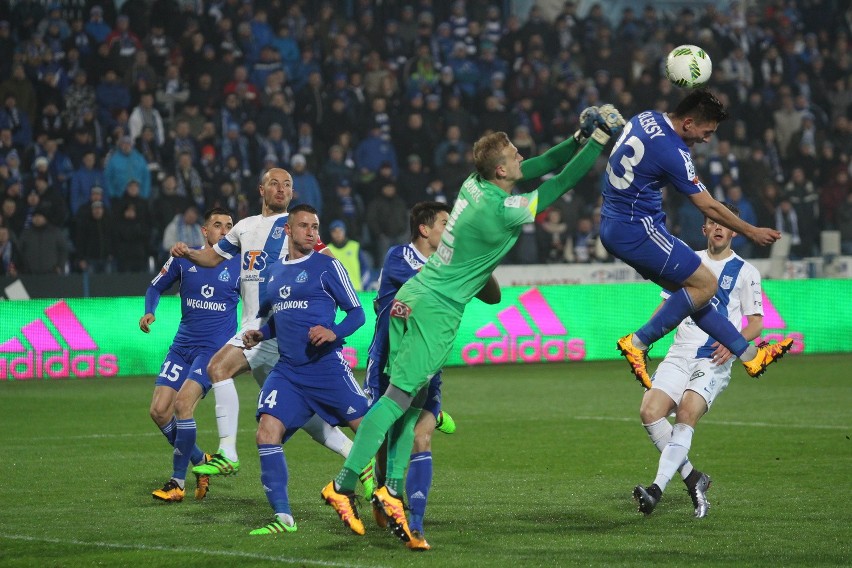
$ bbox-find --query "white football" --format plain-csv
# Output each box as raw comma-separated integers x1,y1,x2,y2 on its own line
665,45,712,89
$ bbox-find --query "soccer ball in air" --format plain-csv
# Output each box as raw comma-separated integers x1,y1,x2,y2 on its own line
665,45,712,89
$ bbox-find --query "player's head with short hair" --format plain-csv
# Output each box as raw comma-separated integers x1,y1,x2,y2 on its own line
473,131,512,180
201,207,233,247
259,167,293,214
286,204,319,255
673,89,729,124
702,202,739,251
410,201,452,241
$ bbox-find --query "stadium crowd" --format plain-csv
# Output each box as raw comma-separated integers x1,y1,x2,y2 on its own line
0,0,849,280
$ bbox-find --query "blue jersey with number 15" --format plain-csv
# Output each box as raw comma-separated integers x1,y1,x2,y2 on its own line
602,110,707,224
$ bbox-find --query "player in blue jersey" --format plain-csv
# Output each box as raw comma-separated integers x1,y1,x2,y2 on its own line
599,90,792,390
140,207,240,502
633,203,764,518
170,169,368,493
240,204,367,535
362,201,466,550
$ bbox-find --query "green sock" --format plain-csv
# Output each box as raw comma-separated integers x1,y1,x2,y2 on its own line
385,405,420,495
337,396,404,492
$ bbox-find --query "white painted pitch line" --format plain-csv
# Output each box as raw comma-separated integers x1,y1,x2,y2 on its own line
1,534,387,568
573,415,849,430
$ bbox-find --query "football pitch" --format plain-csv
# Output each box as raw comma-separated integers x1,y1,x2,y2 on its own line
2,355,850,567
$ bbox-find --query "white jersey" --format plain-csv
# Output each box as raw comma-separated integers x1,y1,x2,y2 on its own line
214,213,290,329
664,250,763,361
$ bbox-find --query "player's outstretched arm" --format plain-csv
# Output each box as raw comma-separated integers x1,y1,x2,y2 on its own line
689,192,781,246
520,106,603,180
140,286,162,333
170,241,225,267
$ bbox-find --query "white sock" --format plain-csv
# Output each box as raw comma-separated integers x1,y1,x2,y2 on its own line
653,422,694,492
275,512,295,527
644,418,694,479
632,334,648,350
172,477,185,489
212,378,239,462
302,414,353,458
741,344,758,361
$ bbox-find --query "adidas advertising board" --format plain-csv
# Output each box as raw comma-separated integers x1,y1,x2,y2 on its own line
1,281,845,379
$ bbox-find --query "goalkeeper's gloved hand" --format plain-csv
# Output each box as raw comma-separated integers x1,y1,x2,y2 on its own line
595,103,626,136
573,106,600,143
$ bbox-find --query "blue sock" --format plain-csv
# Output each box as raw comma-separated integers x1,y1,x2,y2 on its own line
406,451,433,533
189,445,205,465
691,303,748,356
172,419,197,479
636,288,695,346
258,444,291,515
159,417,177,445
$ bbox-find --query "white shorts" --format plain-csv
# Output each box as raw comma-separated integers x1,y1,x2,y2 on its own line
227,330,279,376
650,355,732,410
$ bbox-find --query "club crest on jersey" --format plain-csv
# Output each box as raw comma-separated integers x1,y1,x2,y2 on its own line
720,275,733,290
296,270,308,283
271,226,284,239
390,299,412,320
279,285,291,299
218,268,230,282
201,284,214,298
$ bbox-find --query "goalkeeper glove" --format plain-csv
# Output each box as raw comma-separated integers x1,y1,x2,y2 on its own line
573,106,601,143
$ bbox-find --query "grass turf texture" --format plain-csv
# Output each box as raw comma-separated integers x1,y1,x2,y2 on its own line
2,355,850,567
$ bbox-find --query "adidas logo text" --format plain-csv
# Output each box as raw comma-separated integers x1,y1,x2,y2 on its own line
0,301,119,380
461,288,585,365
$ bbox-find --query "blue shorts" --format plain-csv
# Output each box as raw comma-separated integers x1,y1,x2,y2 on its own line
600,216,701,285
363,356,443,419
153,344,214,395
256,351,369,442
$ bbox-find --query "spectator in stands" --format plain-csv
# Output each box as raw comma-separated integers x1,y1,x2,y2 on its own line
783,166,820,257
0,64,38,124
175,151,205,211
537,207,569,263
0,93,33,150
18,209,67,274
128,92,165,145
112,200,150,273
162,204,204,252
838,192,852,256
69,151,105,216
366,181,408,260
289,153,323,216
0,225,20,277
355,124,399,180
325,178,366,244
326,219,368,291
95,68,130,131
105,135,150,200
74,199,113,274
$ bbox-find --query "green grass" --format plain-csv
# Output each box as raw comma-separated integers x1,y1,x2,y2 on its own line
1,355,850,567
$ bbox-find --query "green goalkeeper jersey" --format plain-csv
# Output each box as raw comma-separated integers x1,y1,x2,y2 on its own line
416,172,538,307
413,134,606,308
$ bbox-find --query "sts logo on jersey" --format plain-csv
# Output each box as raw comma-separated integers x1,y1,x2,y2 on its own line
243,250,268,273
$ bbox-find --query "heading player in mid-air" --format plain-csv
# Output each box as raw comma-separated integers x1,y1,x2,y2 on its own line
242,205,368,535
141,207,239,502
170,169,373,495
321,105,625,548
599,90,792,389
633,203,764,519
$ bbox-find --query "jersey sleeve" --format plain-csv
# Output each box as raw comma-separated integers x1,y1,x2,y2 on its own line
659,146,707,197
213,219,245,259
739,262,764,316
500,190,539,229
149,256,181,293
385,247,419,290
322,258,362,311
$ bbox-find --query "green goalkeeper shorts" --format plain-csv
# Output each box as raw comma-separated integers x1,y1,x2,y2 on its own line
386,279,464,396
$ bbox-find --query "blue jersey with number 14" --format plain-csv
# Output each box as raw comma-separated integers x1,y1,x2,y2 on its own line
602,110,707,224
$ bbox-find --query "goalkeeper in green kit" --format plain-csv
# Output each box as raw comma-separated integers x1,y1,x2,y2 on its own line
321,104,626,548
